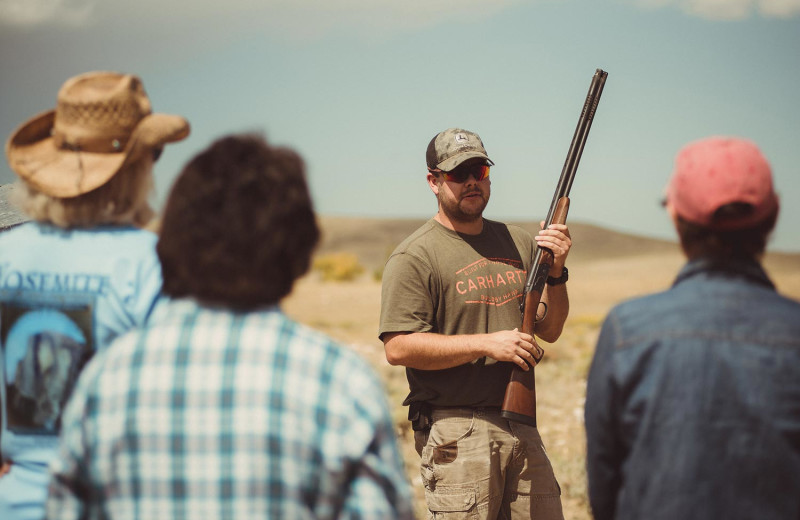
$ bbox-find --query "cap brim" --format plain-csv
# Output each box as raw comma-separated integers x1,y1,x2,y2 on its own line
437,152,494,172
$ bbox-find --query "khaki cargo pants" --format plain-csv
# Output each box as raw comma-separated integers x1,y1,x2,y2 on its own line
414,407,563,520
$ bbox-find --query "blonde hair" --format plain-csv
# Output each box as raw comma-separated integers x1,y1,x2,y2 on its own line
12,156,156,229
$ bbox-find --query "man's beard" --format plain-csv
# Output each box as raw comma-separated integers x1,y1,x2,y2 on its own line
438,187,489,224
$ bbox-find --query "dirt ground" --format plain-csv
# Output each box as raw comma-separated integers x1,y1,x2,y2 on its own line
282,217,800,519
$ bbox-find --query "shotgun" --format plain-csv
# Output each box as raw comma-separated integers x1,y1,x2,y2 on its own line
500,68,608,426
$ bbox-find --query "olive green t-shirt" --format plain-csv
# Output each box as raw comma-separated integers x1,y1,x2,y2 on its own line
379,218,535,407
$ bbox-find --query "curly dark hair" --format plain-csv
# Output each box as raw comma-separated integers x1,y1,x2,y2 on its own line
157,133,319,309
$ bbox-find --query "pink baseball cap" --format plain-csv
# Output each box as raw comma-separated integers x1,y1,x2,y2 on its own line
665,136,779,230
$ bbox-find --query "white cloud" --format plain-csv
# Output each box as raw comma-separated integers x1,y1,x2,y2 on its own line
153,0,524,41
0,0,95,26
247,0,522,41
759,0,800,16
629,0,800,19
3,0,796,32
0,0,521,35
686,0,754,19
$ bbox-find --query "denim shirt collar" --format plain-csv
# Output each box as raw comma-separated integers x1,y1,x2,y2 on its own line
673,257,775,291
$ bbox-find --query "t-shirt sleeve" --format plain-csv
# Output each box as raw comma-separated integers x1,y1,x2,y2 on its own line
508,225,536,269
129,248,163,324
109,235,163,330
378,252,436,340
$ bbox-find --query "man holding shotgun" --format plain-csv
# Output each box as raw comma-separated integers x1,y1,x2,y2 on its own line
379,127,570,519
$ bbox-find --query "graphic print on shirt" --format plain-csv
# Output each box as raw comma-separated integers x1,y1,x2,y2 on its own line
1,295,95,434
454,256,527,307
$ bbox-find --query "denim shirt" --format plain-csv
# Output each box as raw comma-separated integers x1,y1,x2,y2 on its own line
585,258,800,520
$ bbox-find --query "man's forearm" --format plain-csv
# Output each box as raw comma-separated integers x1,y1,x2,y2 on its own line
536,283,569,343
383,332,487,370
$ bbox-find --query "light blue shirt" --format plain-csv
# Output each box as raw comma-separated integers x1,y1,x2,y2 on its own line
0,222,162,520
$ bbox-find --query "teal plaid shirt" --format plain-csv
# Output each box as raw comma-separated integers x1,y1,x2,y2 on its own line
46,298,413,519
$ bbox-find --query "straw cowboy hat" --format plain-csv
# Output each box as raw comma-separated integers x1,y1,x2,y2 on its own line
5,71,189,198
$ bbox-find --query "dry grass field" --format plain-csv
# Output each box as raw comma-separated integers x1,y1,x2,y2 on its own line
282,216,800,520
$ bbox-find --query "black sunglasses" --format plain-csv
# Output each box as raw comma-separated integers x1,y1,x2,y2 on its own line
430,164,490,183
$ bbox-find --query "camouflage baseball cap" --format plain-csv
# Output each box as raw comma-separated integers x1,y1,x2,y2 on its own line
426,128,494,172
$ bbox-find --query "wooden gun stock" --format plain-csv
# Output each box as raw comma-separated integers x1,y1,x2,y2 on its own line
501,68,608,426
500,197,570,426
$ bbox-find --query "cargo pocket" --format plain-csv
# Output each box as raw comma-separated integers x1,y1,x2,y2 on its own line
424,487,477,519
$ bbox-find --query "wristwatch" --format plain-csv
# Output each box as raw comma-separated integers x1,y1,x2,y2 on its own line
546,266,569,286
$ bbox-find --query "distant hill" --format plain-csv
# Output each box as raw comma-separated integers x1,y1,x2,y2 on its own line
316,216,680,271
315,216,800,290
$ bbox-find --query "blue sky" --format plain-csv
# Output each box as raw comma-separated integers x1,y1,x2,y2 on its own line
1,0,799,251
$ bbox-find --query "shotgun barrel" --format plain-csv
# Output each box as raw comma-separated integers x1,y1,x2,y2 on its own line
500,68,608,426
